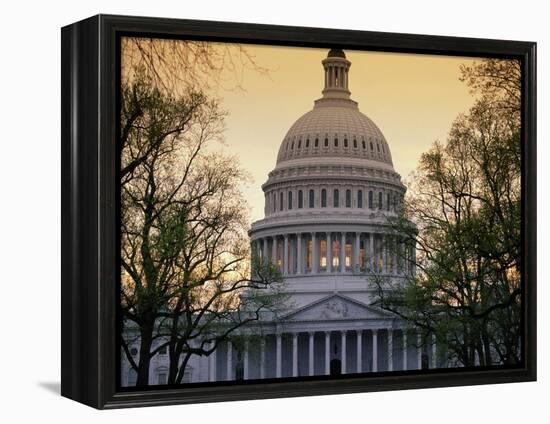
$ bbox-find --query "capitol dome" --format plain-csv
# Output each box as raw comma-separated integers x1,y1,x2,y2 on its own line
250,48,411,308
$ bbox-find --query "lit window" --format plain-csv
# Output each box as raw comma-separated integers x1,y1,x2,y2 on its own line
320,240,327,268
332,240,340,268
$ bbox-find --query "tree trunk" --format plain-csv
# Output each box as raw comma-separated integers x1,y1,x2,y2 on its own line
136,321,154,386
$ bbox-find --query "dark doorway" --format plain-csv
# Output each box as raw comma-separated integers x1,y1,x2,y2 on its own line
421,353,429,370
330,358,342,375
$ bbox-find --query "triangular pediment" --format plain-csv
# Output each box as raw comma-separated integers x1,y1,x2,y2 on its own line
283,294,390,322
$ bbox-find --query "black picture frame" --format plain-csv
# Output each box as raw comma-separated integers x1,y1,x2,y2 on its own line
61,14,537,409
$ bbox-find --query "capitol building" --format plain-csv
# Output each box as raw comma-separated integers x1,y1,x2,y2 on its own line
123,49,440,387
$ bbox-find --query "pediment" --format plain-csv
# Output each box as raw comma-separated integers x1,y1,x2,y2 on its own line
283,294,389,322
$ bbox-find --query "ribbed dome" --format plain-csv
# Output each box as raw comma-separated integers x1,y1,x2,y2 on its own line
276,99,393,166
275,49,394,167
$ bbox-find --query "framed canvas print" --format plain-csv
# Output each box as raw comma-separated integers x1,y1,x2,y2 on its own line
61,14,537,409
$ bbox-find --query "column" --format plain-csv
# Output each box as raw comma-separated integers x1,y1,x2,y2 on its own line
431,333,437,369
370,233,375,271
354,232,360,271
262,238,268,263
297,233,303,274
243,340,249,380
209,343,217,382
292,333,298,377
276,334,282,378
402,330,408,371
312,233,318,274
226,340,233,381
341,331,347,374
417,331,422,370
385,235,390,274
327,232,332,273
340,232,346,273
325,331,331,375
372,330,378,372
260,339,266,379
272,236,278,268
356,330,362,373
283,234,289,275
308,332,315,376
388,329,393,371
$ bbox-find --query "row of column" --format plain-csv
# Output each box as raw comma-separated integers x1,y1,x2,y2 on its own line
254,231,415,276
210,329,437,382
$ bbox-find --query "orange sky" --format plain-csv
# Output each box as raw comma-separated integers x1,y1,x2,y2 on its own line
207,43,482,223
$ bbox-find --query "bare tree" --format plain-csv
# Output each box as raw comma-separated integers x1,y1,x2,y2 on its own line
370,59,521,367
120,42,285,386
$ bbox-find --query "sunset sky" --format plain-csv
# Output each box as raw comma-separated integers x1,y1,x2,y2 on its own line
206,43,481,223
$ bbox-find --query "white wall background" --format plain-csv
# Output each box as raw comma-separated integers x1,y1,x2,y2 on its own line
0,0,546,421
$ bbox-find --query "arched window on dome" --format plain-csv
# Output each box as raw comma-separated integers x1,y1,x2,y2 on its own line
333,189,339,207
272,192,276,212
306,139,310,148
344,138,348,148
377,143,380,152
288,191,293,210
285,141,289,151
324,138,329,147
291,141,294,150
382,145,385,153
315,138,319,147
309,189,315,208
362,140,366,149
279,192,283,211
353,139,357,148
387,193,391,211
393,194,398,211
358,190,363,208
345,189,351,207
378,192,383,209
334,138,338,147
321,189,327,207
298,139,302,148
368,191,374,209
298,190,303,209
370,141,374,151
